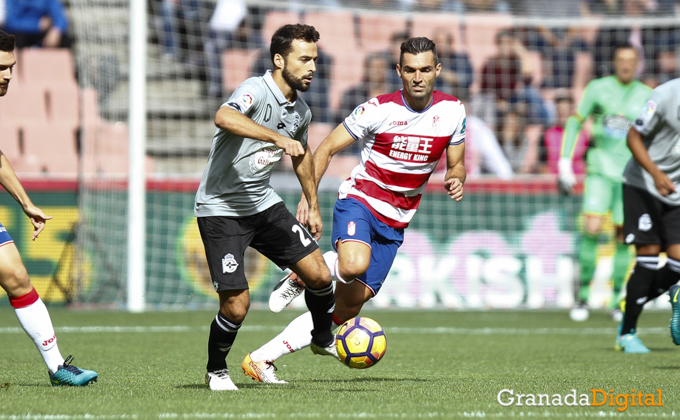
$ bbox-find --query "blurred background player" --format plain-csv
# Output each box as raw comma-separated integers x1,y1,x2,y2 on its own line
560,42,652,322
241,37,466,384
194,24,336,391
616,77,680,353
0,30,97,386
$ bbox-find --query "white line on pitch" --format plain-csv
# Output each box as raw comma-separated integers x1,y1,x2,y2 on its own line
0,325,670,335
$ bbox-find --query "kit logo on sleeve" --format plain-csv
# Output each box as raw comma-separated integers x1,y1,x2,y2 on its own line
239,93,255,112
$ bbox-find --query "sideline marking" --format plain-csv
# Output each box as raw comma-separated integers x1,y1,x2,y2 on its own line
0,325,670,335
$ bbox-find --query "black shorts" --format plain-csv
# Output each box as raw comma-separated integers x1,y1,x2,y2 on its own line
623,185,680,249
197,202,318,291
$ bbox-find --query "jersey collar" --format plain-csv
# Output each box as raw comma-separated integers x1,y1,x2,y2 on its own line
263,70,297,106
401,90,433,113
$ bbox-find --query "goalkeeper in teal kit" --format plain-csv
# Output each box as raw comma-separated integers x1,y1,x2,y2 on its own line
559,43,652,322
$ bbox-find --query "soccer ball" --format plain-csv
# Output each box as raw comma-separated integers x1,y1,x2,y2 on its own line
335,317,386,369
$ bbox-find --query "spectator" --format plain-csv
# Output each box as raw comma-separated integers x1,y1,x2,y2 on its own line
335,54,390,125
251,45,332,123
464,104,514,179
533,26,589,89
203,0,248,98
498,109,537,174
541,94,588,175
510,0,582,16
431,27,473,99
398,0,467,12
342,0,398,8
383,30,410,92
583,0,675,16
654,47,680,85
591,0,675,78
3,0,70,49
474,30,548,130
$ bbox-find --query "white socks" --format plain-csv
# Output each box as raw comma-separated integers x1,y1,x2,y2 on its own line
12,291,65,374
251,311,342,363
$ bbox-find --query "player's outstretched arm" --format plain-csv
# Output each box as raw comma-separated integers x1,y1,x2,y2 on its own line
627,127,676,196
558,114,585,194
312,124,357,186
292,145,322,240
214,106,305,157
296,124,356,223
444,143,466,202
0,151,52,240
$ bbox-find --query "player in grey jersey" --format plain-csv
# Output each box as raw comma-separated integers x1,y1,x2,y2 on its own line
615,77,680,353
195,24,336,390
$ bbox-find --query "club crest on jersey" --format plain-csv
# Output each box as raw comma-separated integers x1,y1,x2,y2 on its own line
293,114,301,133
432,115,440,134
222,253,238,274
347,221,356,236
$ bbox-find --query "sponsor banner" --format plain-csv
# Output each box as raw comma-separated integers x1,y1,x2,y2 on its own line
0,185,662,310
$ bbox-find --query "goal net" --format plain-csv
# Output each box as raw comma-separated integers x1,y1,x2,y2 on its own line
59,0,679,310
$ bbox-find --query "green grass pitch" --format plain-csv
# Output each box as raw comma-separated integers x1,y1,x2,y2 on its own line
1,308,679,418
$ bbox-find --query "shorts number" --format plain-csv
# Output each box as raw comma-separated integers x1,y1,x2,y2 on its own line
292,224,312,247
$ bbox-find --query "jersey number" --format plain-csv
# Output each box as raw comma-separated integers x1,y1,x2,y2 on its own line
292,224,312,247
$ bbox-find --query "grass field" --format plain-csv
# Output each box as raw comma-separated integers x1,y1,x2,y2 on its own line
1,308,679,419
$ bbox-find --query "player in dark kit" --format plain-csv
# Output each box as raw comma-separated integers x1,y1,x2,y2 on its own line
194,24,336,390
616,77,680,353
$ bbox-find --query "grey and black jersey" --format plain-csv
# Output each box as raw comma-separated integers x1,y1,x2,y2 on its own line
623,77,680,206
194,70,312,217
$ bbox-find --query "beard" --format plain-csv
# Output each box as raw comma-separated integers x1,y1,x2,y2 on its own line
282,64,311,92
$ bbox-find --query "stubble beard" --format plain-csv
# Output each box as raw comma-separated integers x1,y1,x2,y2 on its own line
282,64,310,92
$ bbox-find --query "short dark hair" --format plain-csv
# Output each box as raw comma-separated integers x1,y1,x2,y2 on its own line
399,37,438,67
612,41,637,59
0,30,15,53
270,24,319,64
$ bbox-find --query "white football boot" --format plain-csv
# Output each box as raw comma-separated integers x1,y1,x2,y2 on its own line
269,272,306,313
205,369,238,391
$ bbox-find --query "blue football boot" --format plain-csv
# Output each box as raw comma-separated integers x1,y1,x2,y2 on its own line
49,355,98,386
669,284,680,345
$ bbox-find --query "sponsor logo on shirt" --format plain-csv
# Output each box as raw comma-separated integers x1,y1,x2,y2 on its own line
603,114,632,137
347,221,356,236
389,120,408,126
249,146,283,173
389,135,434,162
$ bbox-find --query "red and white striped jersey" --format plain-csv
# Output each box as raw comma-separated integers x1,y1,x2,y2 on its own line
339,90,466,228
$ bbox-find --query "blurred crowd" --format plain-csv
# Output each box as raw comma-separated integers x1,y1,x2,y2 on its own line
153,0,676,178
2,0,679,179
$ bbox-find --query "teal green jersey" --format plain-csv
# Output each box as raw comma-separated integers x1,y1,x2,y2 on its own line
561,76,652,180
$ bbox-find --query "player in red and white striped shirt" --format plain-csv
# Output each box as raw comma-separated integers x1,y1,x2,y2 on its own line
243,37,466,383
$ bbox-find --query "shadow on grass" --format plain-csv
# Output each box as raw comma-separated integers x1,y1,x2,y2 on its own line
652,365,680,370
176,377,428,390
176,383,294,390
305,377,429,383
